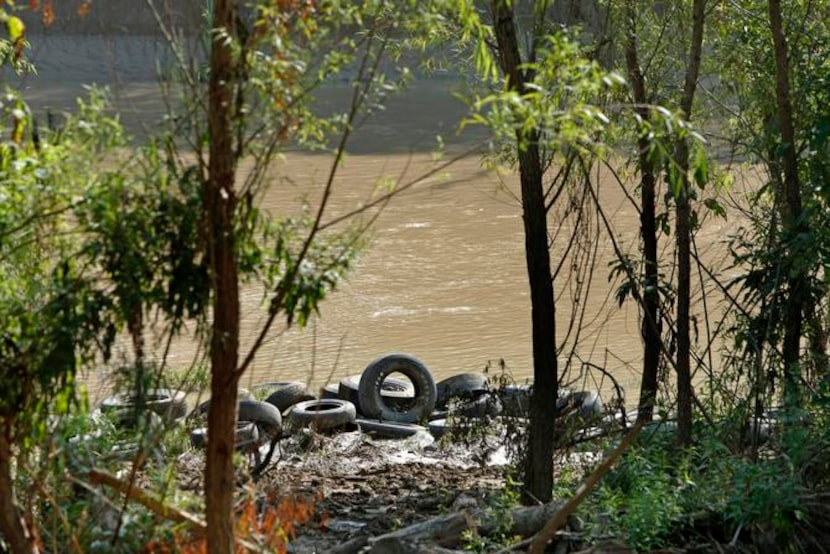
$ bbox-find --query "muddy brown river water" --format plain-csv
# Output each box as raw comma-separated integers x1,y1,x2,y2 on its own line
19,35,747,404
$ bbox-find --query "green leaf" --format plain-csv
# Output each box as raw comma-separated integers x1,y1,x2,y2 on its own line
6,16,24,43
704,198,727,219
693,147,708,188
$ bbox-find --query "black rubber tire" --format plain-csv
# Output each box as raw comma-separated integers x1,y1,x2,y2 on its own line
436,373,489,408
498,385,532,417
448,392,503,418
100,388,187,424
427,418,449,439
571,390,603,419
428,410,449,421
289,399,357,431
320,383,340,400
190,421,259,450
358,354,437,423
339,373,415,413
356,418,428,439
238,400,282,439
193,388,254,417
261,382,315,412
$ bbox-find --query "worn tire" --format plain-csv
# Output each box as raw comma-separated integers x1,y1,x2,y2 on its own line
100,388,187,425
358,354,436,423
320,383,340,400
193,388,254,417
339,373,415,413
238,400,282,439
436,373,489,408
569,390,603,419
289,399,357,431
498,385,532,417
448,392,502,418
190,421,259,450
261,382,315,412
428,409,449,421
356,418,428,439
427,418,450,439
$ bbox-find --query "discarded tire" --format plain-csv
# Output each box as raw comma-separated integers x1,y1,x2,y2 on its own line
339,373,415,413
321,383,340,400
358,354,437,423
190,421,259,450
356,418,428,439
100,388,187,425
428,409,449,421
448,392,502,418
261,382,315,413
436,373,489,408
192,388,254,417
498,385,532,417
238,400,282,439
289,399,357,431
427,418,450,439
569,390,603,419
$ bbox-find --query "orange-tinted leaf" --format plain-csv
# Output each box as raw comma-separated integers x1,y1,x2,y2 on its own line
13,37,25,60
42,0,53,26
29,0,39,11
77,1,90,17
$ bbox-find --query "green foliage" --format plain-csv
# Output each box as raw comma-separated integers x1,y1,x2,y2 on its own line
581,435,712,550
25,404,193,553
725,456,804,538
463,478,522,552
574,404,830,552
712,0,830,399
465,31,623,162
0,88,126,440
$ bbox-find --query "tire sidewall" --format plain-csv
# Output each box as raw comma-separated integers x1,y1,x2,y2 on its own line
289,399,357,431
358,353,437,423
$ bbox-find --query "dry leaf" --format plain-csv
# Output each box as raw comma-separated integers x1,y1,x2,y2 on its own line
42,0,54,26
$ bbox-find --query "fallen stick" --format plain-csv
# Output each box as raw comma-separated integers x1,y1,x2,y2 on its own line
85,468,264,553
87,468,205,532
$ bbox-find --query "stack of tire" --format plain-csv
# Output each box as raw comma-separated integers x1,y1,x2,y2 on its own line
332,356,503,440
294,353,440,439
428,372,501,439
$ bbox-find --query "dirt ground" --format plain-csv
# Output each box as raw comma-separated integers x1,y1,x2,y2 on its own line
175,428,516,553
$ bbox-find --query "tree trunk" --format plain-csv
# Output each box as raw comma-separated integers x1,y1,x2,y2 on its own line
0,424,38,554
767,0,805,405
491,0,559,505
673,0,706,448
625,0,661,423
674,162,693,447
205,0,242,552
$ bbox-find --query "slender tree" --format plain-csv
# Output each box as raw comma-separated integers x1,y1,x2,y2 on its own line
204,0,241,551
624,0,661,423
767,0,805,405
490,0,559,504
672,0,706,447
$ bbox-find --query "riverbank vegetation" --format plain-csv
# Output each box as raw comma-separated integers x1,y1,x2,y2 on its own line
1,0,830,552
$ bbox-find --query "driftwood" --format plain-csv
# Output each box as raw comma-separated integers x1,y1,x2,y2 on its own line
332,498,566,554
